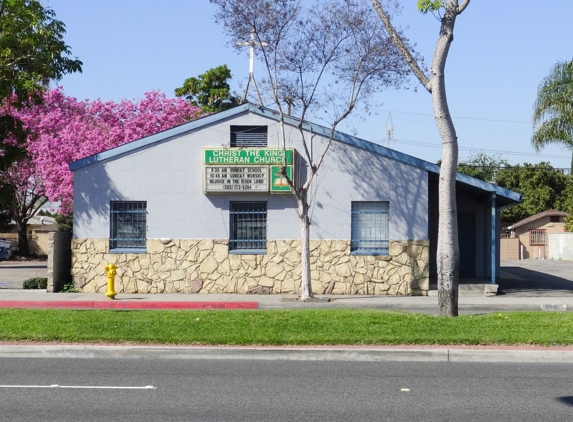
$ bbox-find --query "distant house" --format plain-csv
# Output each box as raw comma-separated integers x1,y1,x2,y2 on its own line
25,215,58,236
1,215,57,255
506,210,568,260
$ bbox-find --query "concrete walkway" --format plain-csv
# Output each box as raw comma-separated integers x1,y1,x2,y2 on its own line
1,289,573,313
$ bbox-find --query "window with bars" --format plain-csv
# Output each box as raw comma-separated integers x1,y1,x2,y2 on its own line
529,229,546,246
230,125,268,147
229,202,267,253
110,201,147,251
351,201,389,254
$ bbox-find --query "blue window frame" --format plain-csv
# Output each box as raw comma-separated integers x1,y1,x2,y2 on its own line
110,201,147,252
229,202,267,253
351,201,389,255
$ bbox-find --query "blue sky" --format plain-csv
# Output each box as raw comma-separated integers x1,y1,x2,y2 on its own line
47,0,573,169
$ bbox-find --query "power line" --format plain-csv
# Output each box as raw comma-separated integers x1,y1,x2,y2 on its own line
379,109,531,125
460,165,571,172
379,137,569,160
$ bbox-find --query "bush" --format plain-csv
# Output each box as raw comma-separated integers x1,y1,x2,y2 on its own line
61,283,79,293
55,214,73,232
22,277,48,290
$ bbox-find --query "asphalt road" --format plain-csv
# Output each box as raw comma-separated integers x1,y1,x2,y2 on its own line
500,260,573,296
0,261,47,289
1,358,573,421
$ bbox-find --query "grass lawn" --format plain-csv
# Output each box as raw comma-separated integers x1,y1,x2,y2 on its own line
2,309,573,346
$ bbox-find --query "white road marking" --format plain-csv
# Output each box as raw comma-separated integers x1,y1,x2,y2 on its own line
0,385,155,389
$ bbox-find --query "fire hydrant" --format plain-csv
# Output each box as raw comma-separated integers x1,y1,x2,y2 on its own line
104,263,118,300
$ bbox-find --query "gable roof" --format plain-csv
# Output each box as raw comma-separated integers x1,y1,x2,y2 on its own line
69,103,522,205
508,210,568,230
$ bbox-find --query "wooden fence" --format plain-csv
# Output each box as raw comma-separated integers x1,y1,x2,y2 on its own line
0,232,50,255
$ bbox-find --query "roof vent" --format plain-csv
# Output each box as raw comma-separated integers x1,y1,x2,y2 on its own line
230,125,268,147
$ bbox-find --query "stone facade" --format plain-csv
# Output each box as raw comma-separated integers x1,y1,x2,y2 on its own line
71,238,429,296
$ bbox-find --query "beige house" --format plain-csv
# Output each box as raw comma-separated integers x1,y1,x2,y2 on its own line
0,215,57,255
504,210,568,260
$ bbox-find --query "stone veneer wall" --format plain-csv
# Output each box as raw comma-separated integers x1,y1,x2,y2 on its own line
71,239,429,296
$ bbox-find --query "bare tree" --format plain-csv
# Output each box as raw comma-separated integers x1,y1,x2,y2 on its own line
211,0,411,301
371,0,471,316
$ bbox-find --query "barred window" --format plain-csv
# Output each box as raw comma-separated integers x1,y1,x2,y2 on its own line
351,201,389,254
529,229,546,246
229,202,267,252
230,125,268,147
110,201,147,251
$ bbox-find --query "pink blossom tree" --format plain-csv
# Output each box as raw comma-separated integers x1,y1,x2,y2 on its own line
1,88,202,255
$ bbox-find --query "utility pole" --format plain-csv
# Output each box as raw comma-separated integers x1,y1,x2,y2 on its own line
237,29,267,106
385,112,394,149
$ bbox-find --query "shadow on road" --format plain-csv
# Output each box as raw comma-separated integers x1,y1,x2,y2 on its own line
499,265,573,297
556,397,573,407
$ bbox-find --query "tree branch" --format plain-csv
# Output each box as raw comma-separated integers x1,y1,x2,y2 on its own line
0,0,7,33
457,0,471,14
370,0,431,92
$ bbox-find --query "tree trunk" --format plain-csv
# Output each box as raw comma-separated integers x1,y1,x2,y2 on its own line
17,221,30,256
371,0,466,316
432,1,460,317
298,191,314,301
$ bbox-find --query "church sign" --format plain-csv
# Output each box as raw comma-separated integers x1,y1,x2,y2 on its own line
203,148,294,193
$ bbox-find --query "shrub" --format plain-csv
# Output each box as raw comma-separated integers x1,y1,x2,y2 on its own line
22,277,48,289
55,214,73,233
61,283,79,293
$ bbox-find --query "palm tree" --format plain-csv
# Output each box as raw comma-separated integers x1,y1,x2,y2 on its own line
532,60,573,169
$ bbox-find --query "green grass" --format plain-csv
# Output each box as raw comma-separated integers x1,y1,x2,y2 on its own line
2,309,573,346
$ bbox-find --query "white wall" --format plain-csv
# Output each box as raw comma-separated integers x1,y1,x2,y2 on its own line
73,111,428,242
549,233,573,261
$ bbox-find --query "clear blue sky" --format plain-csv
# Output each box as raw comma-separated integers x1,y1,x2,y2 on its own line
47,0,573,169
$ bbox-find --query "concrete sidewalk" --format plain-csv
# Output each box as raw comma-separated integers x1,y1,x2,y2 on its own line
1,289,573,313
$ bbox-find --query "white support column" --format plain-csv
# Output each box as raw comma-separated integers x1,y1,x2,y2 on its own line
491,193,497,284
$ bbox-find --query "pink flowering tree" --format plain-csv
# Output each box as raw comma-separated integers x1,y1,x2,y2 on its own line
1,88,202,255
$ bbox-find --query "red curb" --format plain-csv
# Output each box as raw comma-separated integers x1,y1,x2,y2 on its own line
0,301,94,309
0,301,259,310
225,302,259,309
93,301,226,310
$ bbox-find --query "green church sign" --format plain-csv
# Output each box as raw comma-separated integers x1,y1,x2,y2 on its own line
203,148,295,194
204,148,293,165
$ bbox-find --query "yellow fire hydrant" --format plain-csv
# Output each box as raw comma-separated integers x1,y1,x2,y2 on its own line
104,263,118,300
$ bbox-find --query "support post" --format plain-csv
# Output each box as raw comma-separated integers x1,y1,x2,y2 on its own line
491,193,497,284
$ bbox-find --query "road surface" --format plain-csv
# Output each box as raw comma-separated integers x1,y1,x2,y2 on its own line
1,358,572,421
